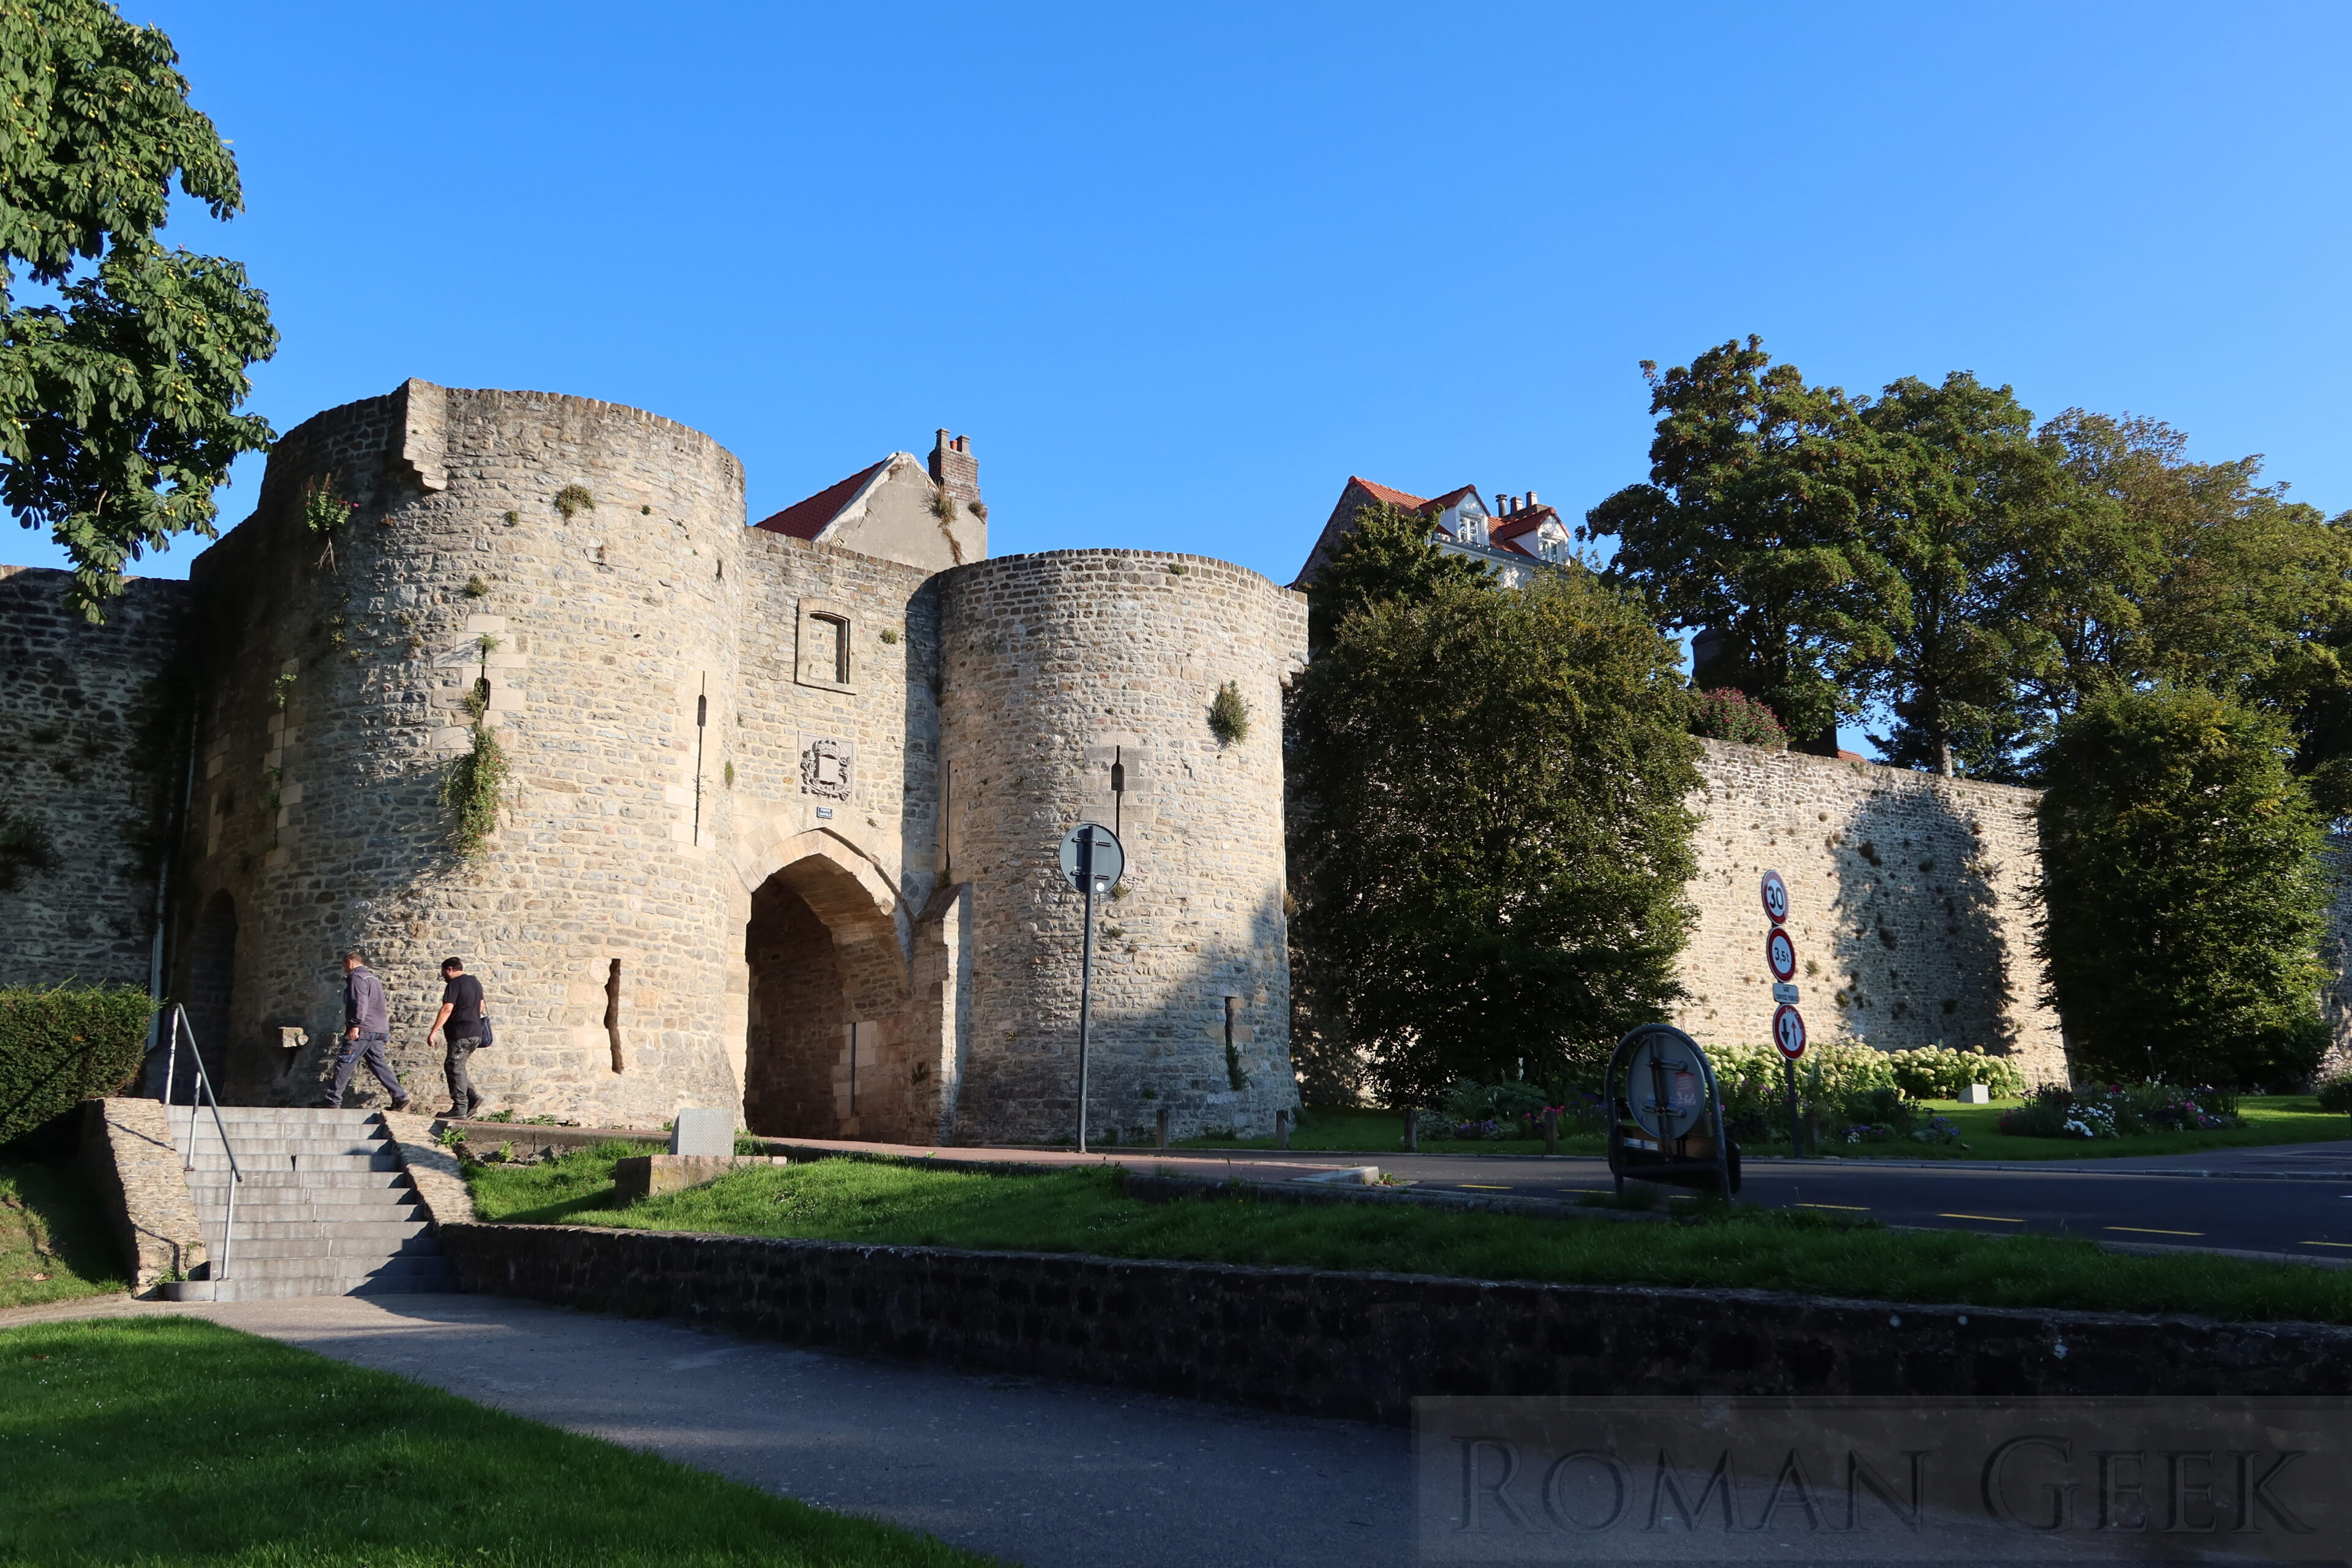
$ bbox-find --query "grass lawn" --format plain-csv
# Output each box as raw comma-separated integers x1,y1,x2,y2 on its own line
0,1160,127,1309
1166,1098,2352,1163
0,1316,997,1567
470,1142,2352,1325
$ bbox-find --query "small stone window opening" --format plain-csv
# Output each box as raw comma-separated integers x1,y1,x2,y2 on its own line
605,959,625,1074
1223,995,1245,1090
1110,748,1125,839
815,614,849,684
692,685,708,845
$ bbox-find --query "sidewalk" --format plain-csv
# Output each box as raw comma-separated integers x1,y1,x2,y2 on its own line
1,1292,1409,1568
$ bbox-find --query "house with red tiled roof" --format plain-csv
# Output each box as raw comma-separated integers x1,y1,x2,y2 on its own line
1291,477,1572,589
754,429,985,571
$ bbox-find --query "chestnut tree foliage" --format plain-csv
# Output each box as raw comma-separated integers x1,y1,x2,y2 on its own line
1290,551,1700,1104
1,0,277,619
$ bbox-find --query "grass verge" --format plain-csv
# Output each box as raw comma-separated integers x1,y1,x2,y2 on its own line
0,1159,126,1309
1169,1098,2351,1161
470,1144,2352,1325
0,1316,996,1567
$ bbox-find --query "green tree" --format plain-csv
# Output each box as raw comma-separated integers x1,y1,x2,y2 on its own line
1,0,277,620
1289,570,1700,1102
1587,336,1894,749
1856,373,2071,778
2027,415,2352,713
1305,500,1490,652
2037,686,2332,1088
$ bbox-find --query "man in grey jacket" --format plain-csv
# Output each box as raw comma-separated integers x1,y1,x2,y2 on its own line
322,951,411,1110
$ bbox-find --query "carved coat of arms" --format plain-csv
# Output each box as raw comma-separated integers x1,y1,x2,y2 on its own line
800,737,853,801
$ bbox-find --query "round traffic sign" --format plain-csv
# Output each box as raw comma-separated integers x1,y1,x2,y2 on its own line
1772,1003,1807,1060
1765,928,1796,982
1058,823,1125,894
1620,1026,1711,1143
1760,869,1789,925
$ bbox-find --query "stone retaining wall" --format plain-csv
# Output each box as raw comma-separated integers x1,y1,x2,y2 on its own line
437,1221,2352,1425
77,1097,205,1292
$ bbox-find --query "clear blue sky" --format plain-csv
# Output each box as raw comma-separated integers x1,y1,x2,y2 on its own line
13,2,2352,750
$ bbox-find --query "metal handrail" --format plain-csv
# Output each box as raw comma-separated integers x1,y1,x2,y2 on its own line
158,1003,242,1285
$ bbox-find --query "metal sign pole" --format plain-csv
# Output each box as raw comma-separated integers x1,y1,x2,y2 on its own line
1077,827,1097,1155
1785,1055,1801,1158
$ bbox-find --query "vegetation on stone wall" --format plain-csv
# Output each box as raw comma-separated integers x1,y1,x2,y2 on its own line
300,472,353,537
439,722,510,860
1687,687,1788,749
553,484,594,519
1290,566,1699,1102
1207,681,1250,745
0,0,279,621
2038,687,2332,1088
0,983,152,1144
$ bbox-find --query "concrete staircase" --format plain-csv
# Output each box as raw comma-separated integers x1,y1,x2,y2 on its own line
165,1106,458,1301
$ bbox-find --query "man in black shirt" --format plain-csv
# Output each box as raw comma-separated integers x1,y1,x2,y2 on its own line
428,957,489,1118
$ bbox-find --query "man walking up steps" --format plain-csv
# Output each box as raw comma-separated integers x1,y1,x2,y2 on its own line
428,957,489,1119
324,951,410,1110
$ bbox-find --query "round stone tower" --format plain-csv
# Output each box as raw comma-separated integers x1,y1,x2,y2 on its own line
182,382,750,1121
937,549,1307,1142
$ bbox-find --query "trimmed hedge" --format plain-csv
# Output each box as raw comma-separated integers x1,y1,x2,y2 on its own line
0,985,153,1144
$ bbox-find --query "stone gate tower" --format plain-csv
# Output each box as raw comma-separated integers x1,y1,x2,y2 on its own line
85,380,1305,1142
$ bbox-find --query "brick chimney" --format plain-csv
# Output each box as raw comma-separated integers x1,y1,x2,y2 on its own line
929,429,980,508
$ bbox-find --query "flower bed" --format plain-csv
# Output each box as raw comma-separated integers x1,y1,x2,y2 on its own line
1997,1082,2242,1140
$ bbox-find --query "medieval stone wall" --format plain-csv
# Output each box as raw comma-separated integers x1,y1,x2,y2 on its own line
1674,739,2065,1085
938,549,1309,1141
722,529,943,1145
0,567,189,991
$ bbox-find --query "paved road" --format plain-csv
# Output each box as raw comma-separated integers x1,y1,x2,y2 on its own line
3,1293,1408,1568
762,1133,2352,1261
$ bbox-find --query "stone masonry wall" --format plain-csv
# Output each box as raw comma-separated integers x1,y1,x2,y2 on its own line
1676,740,2064,1085
939,550,1309,1141
723,531,942,1145
0,567,189,989
439,1219,2352,1427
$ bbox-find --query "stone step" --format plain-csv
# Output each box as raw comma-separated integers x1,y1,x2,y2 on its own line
199,1217,430,1243
182,1106,384,1123
181,1153,401,1174
202,1234,443,1261
188,1213,428,1232
189,1184,417,1207
176,1136,394,1158
200,1252,451,1281
167,1271,460,1302
187,1169,412,1192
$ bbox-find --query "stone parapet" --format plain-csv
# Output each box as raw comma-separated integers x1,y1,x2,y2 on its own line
382,1109,474,1229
